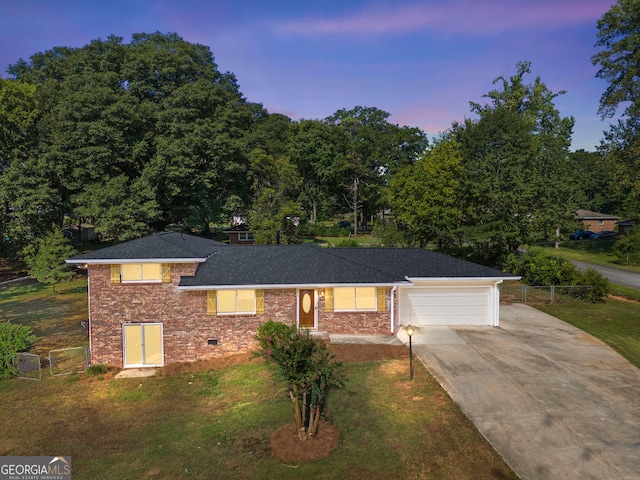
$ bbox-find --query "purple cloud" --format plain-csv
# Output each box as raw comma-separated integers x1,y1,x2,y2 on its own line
273,0,615,37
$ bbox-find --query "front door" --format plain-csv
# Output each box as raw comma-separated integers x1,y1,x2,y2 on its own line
123,323,164,367
298,289,316,329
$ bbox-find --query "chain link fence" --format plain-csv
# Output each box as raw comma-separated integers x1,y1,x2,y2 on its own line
14,353,42,380
48,347,89,376
502,284,593,304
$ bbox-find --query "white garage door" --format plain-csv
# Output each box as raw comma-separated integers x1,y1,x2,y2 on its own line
398,286,491,326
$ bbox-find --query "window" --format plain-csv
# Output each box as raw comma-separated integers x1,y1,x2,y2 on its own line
217,289,256,314
334,287,377,311
120,264,162,282
238,232,254,241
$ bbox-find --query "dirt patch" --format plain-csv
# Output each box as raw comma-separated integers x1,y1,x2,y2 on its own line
156,352,261,376
156,344,408,376
270,421,339,463
609,294,640,304
329,343,407,362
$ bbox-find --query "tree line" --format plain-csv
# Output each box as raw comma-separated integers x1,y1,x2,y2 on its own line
1,0,638,267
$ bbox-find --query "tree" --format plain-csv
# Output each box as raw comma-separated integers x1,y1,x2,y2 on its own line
7,32,258,239
592,0,640,119
592,1,640,216
255,321,346,441
247,149,303,244
453,62,578,265
386,136,463,248
288,119,340,223
22,229,77,292
325,107,427,234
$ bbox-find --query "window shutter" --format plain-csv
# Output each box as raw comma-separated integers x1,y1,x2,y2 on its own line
161,264,171,283
325,288,334,312
110,265,121,284
207,291,217,315
256,290,265,314
377,287,386,312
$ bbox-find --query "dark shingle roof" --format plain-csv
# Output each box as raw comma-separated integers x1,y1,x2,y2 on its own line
178,244,518,288
67,232,225,263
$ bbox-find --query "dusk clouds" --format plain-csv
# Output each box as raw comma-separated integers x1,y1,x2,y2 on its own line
1,0,618,150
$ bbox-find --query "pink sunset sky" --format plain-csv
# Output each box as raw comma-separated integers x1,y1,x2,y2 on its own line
0,0,619,151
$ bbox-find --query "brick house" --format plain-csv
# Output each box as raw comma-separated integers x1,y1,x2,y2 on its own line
575,209,620,233
67,232,518,368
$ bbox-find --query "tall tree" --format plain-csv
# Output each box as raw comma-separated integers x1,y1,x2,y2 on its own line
592,1,640,216
386,136,463,248
8,32,258,240
592,0,640,119
247,149,303,244
324,106,426,234
454,62,578,266
288,119,340,223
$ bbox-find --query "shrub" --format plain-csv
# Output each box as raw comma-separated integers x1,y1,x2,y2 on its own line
613,228,640,265
575,268,610,302
510,248,578,286
86,364,109,376
0,322,36,380
509,249,609,302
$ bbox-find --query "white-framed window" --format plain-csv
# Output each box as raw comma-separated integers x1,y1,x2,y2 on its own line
238,232,254,241
217,289,256,314
334,287,377,311
598,220,604,225
121,263,162,283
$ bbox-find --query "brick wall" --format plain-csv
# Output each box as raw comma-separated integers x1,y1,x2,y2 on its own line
582,219,618,232
88,265,393,367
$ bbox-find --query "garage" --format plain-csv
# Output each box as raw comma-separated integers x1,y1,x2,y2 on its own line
397,283,499,327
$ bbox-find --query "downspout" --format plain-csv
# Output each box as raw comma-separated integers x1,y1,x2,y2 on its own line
390,286,397,334
87,266,92,361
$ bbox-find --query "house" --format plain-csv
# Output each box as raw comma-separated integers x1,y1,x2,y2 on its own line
575,210,620,233
223,223,255,244
67,232,519,368
63,223,98,243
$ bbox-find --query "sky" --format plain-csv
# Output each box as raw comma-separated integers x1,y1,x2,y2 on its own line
0,0,619,151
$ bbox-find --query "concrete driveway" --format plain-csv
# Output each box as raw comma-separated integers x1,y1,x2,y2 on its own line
398,304,640,480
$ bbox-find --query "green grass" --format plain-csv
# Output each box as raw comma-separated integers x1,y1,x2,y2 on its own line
538,241,640,274
537,298,640,369
0,278,89,356
317,236,381,247
0,358,517,480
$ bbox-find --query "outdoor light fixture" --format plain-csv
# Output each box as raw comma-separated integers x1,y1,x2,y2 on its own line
406,325,414,380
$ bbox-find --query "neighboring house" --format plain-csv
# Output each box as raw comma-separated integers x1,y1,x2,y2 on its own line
223,223,255,244
575,210,620,232
63,223,98,243
67,232,519,368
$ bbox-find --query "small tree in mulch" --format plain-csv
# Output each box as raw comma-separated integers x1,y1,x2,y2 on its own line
255,321,346,441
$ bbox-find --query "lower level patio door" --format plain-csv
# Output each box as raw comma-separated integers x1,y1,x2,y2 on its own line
298,289,317,329
123,323,164,367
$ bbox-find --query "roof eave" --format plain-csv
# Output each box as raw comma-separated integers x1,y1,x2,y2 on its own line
66,258,208,265
178,281,408,291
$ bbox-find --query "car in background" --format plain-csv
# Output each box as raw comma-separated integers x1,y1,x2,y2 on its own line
589,230,618,240
569,229,594,240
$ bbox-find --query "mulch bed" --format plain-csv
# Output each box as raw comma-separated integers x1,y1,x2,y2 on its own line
270,421,340,463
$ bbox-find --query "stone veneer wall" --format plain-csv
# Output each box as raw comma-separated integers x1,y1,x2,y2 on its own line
88,263,393,367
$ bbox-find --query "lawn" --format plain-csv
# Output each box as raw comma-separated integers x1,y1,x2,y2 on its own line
538,240,640,274
316,236,381,248
0,280,517,480
537,298,640,369
0,278,89,357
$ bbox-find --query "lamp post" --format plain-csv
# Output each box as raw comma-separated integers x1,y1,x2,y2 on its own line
406,324,414,380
